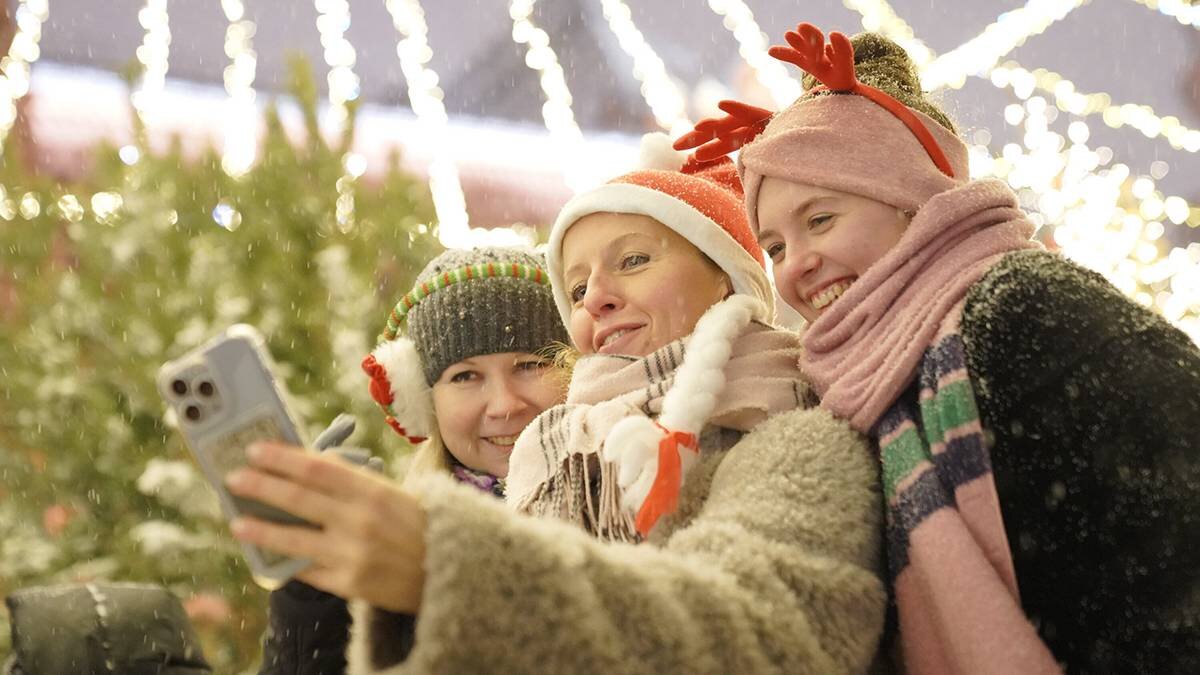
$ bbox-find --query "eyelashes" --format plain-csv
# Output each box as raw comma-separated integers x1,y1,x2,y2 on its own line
569,252,651,304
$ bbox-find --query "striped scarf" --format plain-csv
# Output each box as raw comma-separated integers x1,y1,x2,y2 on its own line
876,308,1058,673
506,321,810,541
799,179,1059,673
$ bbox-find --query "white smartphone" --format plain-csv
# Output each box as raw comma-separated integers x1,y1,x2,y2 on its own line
157,323,312,589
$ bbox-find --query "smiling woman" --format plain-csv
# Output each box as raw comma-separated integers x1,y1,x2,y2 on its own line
255,246,569,675
430,352,562,479
560,212,730,356
361,246,571,490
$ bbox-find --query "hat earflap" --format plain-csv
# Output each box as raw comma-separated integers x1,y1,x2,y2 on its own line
603,294,765,535
361,337,435,445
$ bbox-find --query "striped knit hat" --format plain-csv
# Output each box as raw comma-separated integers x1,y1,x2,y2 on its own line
361,247,568,443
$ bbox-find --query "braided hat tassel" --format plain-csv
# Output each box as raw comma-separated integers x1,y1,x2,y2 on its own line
603,295,766,535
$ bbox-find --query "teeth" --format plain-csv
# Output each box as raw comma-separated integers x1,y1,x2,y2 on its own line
486,435,519,446
809,280,854,310
602,328,633,347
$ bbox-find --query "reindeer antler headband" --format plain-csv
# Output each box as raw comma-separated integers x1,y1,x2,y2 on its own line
675,23,954,179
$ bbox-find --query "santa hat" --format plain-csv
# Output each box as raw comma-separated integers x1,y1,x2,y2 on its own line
361,247,568,444
546,134,775,534
546,132,775,326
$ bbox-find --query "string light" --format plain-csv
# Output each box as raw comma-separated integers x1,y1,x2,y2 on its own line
131,0,171,127
386,1,526,247
706,0,801,107
597,0,691,135
220,0,258,177
509,0,597,196
313,0,360,137
313,0,363,230
840,0,935,67
990,62,1200,153
973,94,1200,342
848,3,1200,155
920,0,1089,90
0,0,47,154
1128,0,1200,28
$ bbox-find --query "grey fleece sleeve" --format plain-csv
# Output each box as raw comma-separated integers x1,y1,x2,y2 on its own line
348,408,885,675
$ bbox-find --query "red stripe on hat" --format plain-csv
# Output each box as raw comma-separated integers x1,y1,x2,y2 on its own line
613,160,765,268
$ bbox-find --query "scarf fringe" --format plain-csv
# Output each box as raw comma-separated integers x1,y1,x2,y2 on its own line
511,452,639,543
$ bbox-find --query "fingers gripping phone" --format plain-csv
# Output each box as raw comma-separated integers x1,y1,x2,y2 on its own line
157,324,313,588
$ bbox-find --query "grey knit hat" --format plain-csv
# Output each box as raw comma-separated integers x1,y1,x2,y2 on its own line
362,247,568,443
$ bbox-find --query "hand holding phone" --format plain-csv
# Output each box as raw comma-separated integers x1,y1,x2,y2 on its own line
157,324,313,588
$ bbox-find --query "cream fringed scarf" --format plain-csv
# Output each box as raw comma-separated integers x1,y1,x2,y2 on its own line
506,320,810,541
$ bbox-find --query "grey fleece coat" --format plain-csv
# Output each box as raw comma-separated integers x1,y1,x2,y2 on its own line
346,407,885,674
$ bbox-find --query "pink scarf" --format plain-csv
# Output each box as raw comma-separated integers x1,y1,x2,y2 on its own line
507,321,809,541
803,178,1060,674
803,178,1040,433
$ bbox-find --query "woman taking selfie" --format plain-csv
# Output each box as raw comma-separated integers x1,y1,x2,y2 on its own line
231,143,885,674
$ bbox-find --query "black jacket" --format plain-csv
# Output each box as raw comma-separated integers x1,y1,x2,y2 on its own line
961,250,1200,673
257,582,353,675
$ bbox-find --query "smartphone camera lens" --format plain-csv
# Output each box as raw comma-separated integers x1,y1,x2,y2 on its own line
184,405,202,422
197,381,215,397
171,379,188,396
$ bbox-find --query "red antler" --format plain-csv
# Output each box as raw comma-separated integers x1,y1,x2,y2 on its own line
673,99,773,163
766,22,956,179
768,23,857,92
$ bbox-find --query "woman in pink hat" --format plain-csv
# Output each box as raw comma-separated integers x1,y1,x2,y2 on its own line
225,135,889,674
679,23,1200,674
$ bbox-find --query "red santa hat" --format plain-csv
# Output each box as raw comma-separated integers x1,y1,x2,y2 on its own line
546,132,775,326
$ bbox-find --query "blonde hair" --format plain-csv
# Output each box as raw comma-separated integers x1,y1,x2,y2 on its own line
400,427,454,489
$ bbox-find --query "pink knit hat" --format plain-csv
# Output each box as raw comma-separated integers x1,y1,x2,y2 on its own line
676,24,971,231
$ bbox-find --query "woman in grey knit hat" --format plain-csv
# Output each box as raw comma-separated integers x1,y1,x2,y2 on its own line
361,246,570,492
257,245,569,675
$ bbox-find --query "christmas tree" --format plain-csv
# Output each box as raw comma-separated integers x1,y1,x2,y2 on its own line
0,58,440,671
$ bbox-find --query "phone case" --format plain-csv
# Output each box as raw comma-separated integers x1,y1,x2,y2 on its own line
157,324,312,588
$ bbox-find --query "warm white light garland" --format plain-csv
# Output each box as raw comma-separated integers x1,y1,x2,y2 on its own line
131,0,171,127
921,0,1090,90
313,0,360,138
383,0,482,247
705,0,801,107
509,0,596,197
0,0,47,153
1129,0,1200,28
597,0,690,135
840,0,935,67
991,62,1200,153
975,97,1200,342
220,0,257,177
